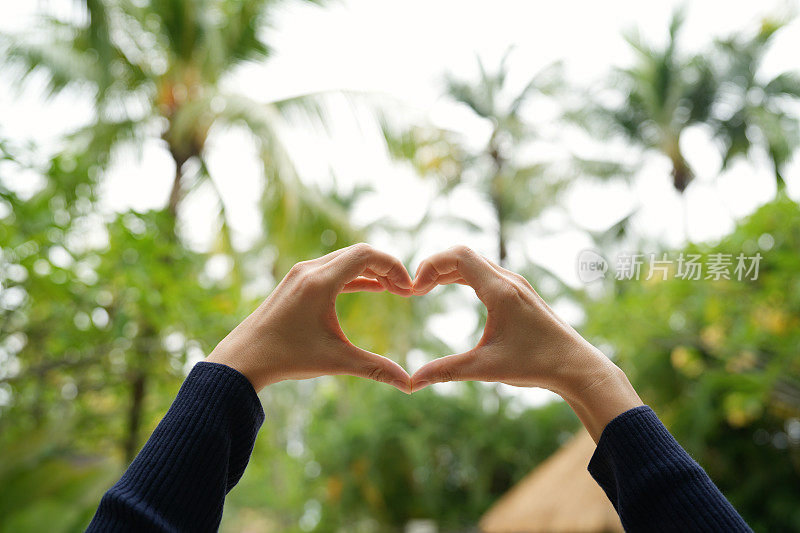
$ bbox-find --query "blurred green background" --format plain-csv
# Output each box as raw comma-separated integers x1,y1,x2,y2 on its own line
1,1,799,531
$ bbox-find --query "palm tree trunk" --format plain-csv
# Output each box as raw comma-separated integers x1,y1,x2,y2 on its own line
671,158,692,193
122,149,185,463
772,156,787,197
498,220,508,267
491,191,508,266
489,136,508,267
488,139,508,416
670,151,692,241
123,369,146,463
168,152,186,218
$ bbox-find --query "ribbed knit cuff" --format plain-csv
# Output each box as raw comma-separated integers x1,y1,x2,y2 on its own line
587,405,657,494
178,362,265,488
87,362,266,532
588,405,751,532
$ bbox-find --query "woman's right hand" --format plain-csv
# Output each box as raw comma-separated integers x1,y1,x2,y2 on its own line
410,246,643,440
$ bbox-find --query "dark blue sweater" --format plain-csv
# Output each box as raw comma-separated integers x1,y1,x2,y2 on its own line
86,362,751,532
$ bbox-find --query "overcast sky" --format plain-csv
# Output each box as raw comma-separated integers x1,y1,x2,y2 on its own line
2,0,799,404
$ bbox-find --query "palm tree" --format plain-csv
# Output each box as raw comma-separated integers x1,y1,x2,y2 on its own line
3,0,332,461
444,51,566,266
712,17,800,195
4,0,330,224
595,10,717,195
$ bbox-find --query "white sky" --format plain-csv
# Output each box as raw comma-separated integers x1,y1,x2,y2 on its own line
2,0,799,405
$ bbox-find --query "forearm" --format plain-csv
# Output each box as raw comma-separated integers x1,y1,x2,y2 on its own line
87,362,264,532
555,348,750,531
588,406,751,532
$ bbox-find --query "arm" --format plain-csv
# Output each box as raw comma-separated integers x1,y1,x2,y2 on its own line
588,406,751,532
86,362,264,532
88,244,414,532
410,246,751,532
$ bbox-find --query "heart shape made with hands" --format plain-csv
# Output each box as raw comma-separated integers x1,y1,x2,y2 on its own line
212,244,627,440
334,247,476,393
330,243,548,395
209,242,582,396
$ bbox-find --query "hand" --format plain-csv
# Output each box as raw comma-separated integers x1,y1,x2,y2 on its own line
206,244,414,394
410,246,642,440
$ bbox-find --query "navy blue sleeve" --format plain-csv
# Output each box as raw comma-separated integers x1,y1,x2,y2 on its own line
86,362,265,532
588,405,751,532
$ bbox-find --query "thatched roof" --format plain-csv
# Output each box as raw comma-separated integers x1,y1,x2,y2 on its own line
480,429,623,533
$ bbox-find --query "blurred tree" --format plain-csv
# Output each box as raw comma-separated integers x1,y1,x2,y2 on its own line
712,16,800,194
2,0,328,226
1,0,338,463
0,147,241,460
583,196,800,530
444,51,566,265
227,381,579,532
586,10,717,195
0,136,234,527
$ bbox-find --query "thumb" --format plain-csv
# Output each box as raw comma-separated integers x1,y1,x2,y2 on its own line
339,344,412,394
410,349,484,392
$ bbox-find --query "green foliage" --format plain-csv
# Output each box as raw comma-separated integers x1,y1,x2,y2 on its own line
1,141,243,523
305,388,578,532
583,197,800,530
712,15,800,191
3,4,800,532
592,10,718,193
222,381,579,532
0,425,116,533
579,10,800,197
1,0,334,243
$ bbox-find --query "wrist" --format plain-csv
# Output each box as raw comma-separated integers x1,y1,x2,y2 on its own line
205,335,277,393
558,349,643,442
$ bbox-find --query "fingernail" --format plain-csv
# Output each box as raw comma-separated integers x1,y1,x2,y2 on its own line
412,380,431,392
392,380,412,394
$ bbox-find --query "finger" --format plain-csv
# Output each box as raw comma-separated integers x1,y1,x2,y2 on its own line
426,271,466,287
339,344,412,394
483,257,534,290
412,246,498,301
341,277,385,293
410,349,485,392
312,246,351,265
362,267,410,295
326,243,412,293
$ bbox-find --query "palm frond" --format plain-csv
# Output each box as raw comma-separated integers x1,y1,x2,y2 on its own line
508,61,564,117
570,156,638,182
4,37,101,97
194,157,244,287
764,73,800,98
446,76,493,119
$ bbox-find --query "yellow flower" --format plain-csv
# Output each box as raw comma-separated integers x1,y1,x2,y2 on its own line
752,307,788,334
726,350,757,373
671,346,704,377
700,325,725,352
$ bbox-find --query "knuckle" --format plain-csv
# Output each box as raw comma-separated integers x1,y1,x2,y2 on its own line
510,271,527,284
449,245,473,258
497,280,522,302
350,242,372,257
366,364,387,383
440,366,456,383
516,273,534,290
296,267,324,290
288,261,310,276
